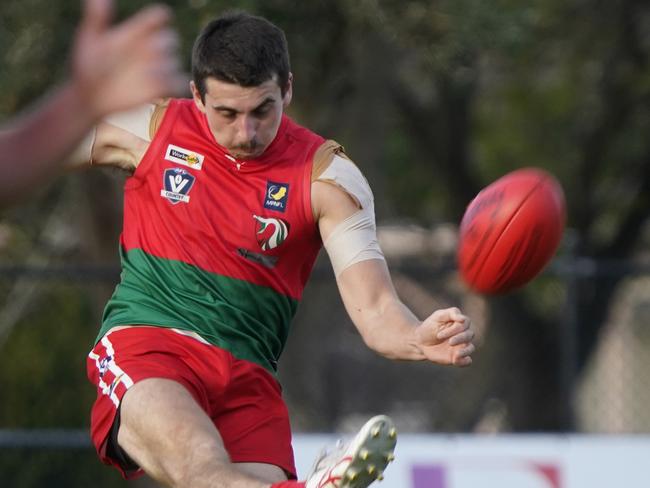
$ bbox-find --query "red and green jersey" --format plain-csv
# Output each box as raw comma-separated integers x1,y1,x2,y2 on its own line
100,99,325,373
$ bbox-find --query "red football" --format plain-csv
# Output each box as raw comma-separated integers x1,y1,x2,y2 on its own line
457,168,566,294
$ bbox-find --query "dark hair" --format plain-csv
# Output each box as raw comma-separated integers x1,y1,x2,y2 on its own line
191,11,290,101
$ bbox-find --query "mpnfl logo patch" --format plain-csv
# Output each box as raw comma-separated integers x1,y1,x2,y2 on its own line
161,168,196,204
264,181,289,212
253,215,290,251
165,144,204,170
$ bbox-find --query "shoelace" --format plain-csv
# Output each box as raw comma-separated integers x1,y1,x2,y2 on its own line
307,439,346,477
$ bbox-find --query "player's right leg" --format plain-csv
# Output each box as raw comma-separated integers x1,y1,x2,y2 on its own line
251,415,398,488
304,415,397,488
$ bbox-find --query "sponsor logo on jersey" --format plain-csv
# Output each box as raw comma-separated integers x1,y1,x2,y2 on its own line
264,181,289,212
237,248,279,268
161,168,196,204
253,215,290,251
165,144,204,170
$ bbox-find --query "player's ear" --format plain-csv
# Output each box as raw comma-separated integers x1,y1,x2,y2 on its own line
190,80,206,113
282,73,293,108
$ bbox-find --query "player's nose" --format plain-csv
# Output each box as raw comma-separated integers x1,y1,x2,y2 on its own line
235,115,257,144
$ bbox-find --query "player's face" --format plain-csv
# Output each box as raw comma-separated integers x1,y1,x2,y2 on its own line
191,75,292,160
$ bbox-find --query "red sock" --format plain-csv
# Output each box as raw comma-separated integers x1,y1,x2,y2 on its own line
270,482,305,488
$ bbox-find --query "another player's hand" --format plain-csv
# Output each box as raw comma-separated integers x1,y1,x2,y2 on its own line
72,0,186,119
415,307,475,367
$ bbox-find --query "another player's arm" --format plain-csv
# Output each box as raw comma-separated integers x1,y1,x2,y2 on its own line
0,0,183,207
312,153,475,367
0,84,99,205
0,93,151,199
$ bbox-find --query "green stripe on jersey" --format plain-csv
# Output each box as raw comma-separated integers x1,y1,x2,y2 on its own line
99,248,297,373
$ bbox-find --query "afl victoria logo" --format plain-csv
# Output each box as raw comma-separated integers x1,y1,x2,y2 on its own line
253,215,290,251
161,168,195,204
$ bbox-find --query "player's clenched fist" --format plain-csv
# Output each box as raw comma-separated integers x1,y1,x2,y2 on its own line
414,307,475,367
72,0,186,119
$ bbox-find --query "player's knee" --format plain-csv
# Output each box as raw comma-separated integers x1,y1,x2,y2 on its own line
163,448,237,488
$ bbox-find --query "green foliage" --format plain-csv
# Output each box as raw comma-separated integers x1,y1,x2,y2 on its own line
0,449,131,488
0,283,97,427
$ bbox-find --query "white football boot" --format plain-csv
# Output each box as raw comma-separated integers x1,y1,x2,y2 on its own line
305,415,397,488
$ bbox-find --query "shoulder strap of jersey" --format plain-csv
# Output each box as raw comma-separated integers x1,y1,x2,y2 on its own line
149,98,172,139
312,139,351,181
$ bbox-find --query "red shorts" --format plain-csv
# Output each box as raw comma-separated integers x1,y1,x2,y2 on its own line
86,326,295,479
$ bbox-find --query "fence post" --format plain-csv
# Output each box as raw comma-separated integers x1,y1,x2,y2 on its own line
559,229,582,430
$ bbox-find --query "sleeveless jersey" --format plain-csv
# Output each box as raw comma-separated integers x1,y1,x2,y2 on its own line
100,99,325,373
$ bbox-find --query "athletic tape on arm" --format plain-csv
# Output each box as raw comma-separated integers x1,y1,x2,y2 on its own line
319,155,385,277
66,104,155,169
104,103,156,142
66,127,96,168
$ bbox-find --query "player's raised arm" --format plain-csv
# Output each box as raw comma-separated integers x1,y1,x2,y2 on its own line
313,154,475,367
0,0,184,206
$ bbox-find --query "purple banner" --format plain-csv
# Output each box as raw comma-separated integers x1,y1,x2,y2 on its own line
412,464,446,488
